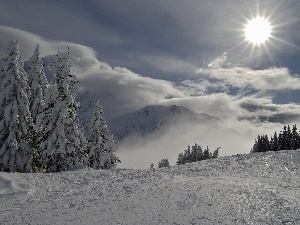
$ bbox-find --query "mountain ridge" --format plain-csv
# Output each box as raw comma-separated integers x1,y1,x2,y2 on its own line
107,104,226,141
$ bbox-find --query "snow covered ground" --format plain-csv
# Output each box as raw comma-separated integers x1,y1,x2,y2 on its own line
1,150,300,225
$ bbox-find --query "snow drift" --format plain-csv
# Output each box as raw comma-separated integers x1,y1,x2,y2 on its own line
0,150,299,224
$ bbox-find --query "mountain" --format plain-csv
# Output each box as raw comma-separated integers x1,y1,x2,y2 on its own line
107,104,226,141
1,150,299,224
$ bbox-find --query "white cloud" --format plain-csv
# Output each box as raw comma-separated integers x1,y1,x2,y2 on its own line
117,120,254,169
72,57,186,119
158,94,242,121
0,25,97,60
0,25,186,120
196,54,300,91
2,26,300,167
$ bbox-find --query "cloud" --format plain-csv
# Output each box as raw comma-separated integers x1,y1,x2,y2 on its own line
117,120,253,169
0,25,97,60
1,26,300,169
133,53,198,78
238,97,300,124
196,53,300,91
159,94,242,121
0,2,122,47
72,57,186,119
0,25,186,120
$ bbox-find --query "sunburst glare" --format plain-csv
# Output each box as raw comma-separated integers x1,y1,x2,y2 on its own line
225,1,295,66
244,16,272,46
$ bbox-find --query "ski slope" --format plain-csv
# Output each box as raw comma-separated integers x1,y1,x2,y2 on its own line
0,150,300,224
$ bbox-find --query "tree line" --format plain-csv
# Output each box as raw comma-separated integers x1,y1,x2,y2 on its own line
176,143,220,165
154,143,220,168
0,40,120,173
251,124,300,153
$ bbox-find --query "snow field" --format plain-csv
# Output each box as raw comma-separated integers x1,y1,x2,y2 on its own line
0,150,300,224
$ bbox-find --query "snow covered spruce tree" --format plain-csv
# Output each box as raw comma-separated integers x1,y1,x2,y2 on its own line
27,44,49,127
87,100,120,169
41,48,88,172
0,40,39,172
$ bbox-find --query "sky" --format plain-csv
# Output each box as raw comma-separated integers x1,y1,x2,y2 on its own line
1,0,300,163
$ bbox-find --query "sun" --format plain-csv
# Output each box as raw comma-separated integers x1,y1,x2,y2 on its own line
244,16,272,46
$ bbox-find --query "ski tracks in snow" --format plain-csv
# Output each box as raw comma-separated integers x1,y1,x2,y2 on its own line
0,150,300,224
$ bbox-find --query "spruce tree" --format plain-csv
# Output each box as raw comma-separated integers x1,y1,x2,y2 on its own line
41,49,87,172
291,124,300,150
158,158,169,168
27,44,49,126
278,132,284,151
203,146,210,159
285,125,292,150
176,153,184,165
183,145,192,163
212,147,220,158
150,162,154,169
0,40,38,172
272,132,279,151
87,100,120,169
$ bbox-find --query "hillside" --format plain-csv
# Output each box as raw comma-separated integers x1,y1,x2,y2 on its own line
1,150,299,224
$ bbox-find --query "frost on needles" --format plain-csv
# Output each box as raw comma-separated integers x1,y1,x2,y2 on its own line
0,40,120,173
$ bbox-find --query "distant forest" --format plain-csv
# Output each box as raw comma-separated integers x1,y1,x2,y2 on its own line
155,144,220,168
251,124,300,153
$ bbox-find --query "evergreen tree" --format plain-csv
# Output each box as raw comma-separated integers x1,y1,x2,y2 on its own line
212,147,220,158
279,126,292,150
285,125,292,150
177,143,217,165
176,153,184,165
261,135,270,152
87,100,120,169
158,158,169,168
191,143,203,162
291,124,300,150
250,138,258,153
278,127,285,150
183,145,192,164
195,144,203,161
202,146,210,160
251,135,270,153
41,49,87,172
27,44,49,126
269,136,274,151
251,124,300,154
271,132,279,151
0,40,38,172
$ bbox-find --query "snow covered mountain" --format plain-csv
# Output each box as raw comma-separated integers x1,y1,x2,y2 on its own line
1,150,299,224
107,104,226,141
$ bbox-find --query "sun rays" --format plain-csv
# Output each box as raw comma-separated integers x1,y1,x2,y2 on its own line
244,16,272,46
223,0,300,67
